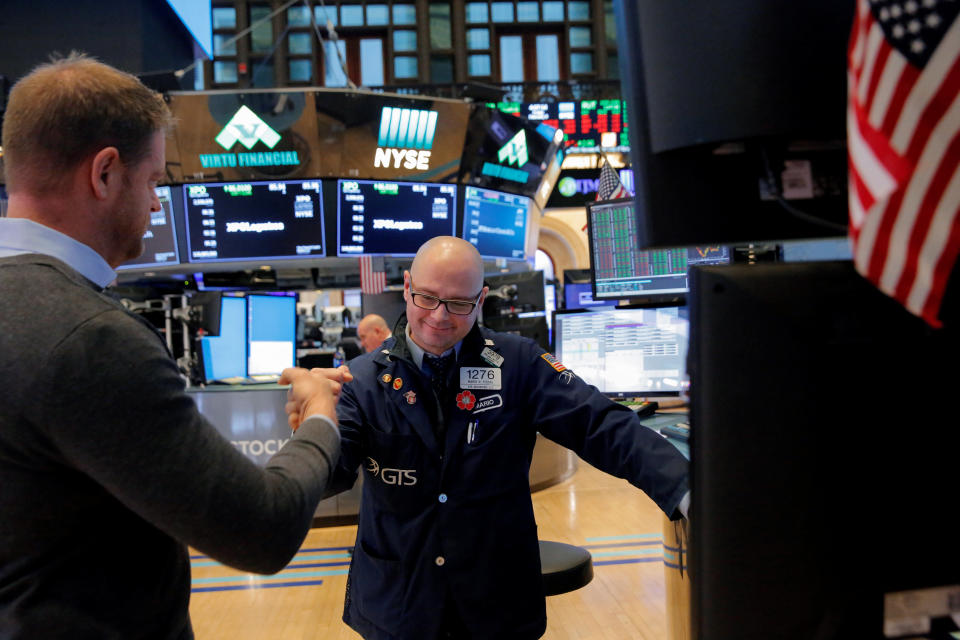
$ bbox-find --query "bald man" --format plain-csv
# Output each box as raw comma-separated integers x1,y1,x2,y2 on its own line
357,313,392,353
316,236,689,640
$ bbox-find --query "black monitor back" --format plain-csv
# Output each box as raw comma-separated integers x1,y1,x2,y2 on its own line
615,1,854,248
688,261,960,639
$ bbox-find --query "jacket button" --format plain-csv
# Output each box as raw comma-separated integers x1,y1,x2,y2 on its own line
435,556,445,566
438,493,448,503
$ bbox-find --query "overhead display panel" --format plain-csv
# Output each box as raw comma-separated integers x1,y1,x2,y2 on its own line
491,99,630,157
165,91,324,182
459,105,564,209
336,179,457,256
183,179,325,264
316,90,471,182
165,89,472,184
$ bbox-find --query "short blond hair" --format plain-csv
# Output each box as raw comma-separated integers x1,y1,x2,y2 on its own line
1,52,174,193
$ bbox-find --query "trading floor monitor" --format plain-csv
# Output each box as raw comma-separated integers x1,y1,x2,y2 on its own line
552,303,688,399
688,261,960,639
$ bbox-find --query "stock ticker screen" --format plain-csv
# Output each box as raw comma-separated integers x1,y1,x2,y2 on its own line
463,186,530,260
337,179,457,256
490,99,629,155
587,199,730,300
183,180,325,264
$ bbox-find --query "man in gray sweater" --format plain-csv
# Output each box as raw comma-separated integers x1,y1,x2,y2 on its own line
0,54,343,638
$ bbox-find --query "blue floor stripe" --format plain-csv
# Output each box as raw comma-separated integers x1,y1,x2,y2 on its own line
192,579,325,593
191,553,351,568
286,560,350,569
590,548,662,558
192,568,349,585
584,533,662,542
593,557,663,566
584,540,662,550
190,545,353,561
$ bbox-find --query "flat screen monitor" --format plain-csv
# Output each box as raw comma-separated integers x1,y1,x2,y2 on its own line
586,198,730,301
462,186,530,260
483,270,545,315
116,186,182,271
553,304,688,398
246,293,297,377
199,295,246,382
614,1,853,247
688,261,960,639
183,179,325,264
337,179,457,256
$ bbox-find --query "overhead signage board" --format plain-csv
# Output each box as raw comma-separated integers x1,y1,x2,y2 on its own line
166,91,322,182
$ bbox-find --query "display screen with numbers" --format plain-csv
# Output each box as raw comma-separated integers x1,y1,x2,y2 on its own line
462,186,530,260
182,180,325,264
489,99,628,156
336,179,457,256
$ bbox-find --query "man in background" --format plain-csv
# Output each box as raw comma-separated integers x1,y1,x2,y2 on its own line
357,312,392,353
0,53,344,639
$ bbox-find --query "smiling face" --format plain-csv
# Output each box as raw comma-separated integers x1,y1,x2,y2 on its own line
404,237,488,355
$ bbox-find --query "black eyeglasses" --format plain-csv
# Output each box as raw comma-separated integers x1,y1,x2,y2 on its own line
409,289,482,315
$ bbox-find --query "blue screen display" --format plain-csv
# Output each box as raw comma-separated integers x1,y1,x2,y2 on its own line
564,282,618,310
462,186,530,260
200,296,247,382
247,294,297,376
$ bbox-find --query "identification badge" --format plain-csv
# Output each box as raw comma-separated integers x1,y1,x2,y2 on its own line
459,367,502,390
480,347,504,367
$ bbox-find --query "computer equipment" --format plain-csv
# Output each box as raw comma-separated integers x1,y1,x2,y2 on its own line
614,1,853,248
182,179,325,265
688,261,960,639
483,270,545,316
246,293,297,379
461,185,532,260
552,303,689,399
336,179,457,256
586,198,730,302
199,295,247,383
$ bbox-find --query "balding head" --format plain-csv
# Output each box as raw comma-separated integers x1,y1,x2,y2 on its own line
410,236,485,293
403,236,488,355
357,313,392,352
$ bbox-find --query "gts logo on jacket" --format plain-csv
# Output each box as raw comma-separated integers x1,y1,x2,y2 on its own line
365,457,418,486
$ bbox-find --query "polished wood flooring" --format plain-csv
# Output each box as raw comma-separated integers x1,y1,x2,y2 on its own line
189,460,675,639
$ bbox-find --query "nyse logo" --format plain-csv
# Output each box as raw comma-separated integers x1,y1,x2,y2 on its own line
374,106,437,170
365,456,418,486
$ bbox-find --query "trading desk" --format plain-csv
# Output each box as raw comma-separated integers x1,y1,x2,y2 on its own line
187,385,577,524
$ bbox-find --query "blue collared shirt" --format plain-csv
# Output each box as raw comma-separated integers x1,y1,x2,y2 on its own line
404,322,460,372
0,218,116,288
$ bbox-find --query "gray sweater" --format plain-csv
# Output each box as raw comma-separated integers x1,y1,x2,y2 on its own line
0,254,340,639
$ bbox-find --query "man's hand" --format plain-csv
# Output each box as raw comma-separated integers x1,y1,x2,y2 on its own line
279,366,352,431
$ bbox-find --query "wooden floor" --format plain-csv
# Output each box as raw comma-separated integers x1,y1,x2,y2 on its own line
189,460,673,639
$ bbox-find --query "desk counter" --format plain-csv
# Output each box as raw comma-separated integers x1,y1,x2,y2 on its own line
187,385,577,523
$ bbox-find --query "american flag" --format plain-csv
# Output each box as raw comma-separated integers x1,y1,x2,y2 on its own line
847,0,960,327
359,255,386,295
596,158,630,201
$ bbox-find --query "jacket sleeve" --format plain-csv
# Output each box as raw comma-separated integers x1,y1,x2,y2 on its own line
31,309,340,574
325,375,367,497
522,341,690,518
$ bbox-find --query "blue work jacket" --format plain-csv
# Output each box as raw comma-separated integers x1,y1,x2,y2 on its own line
330,318,689,640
